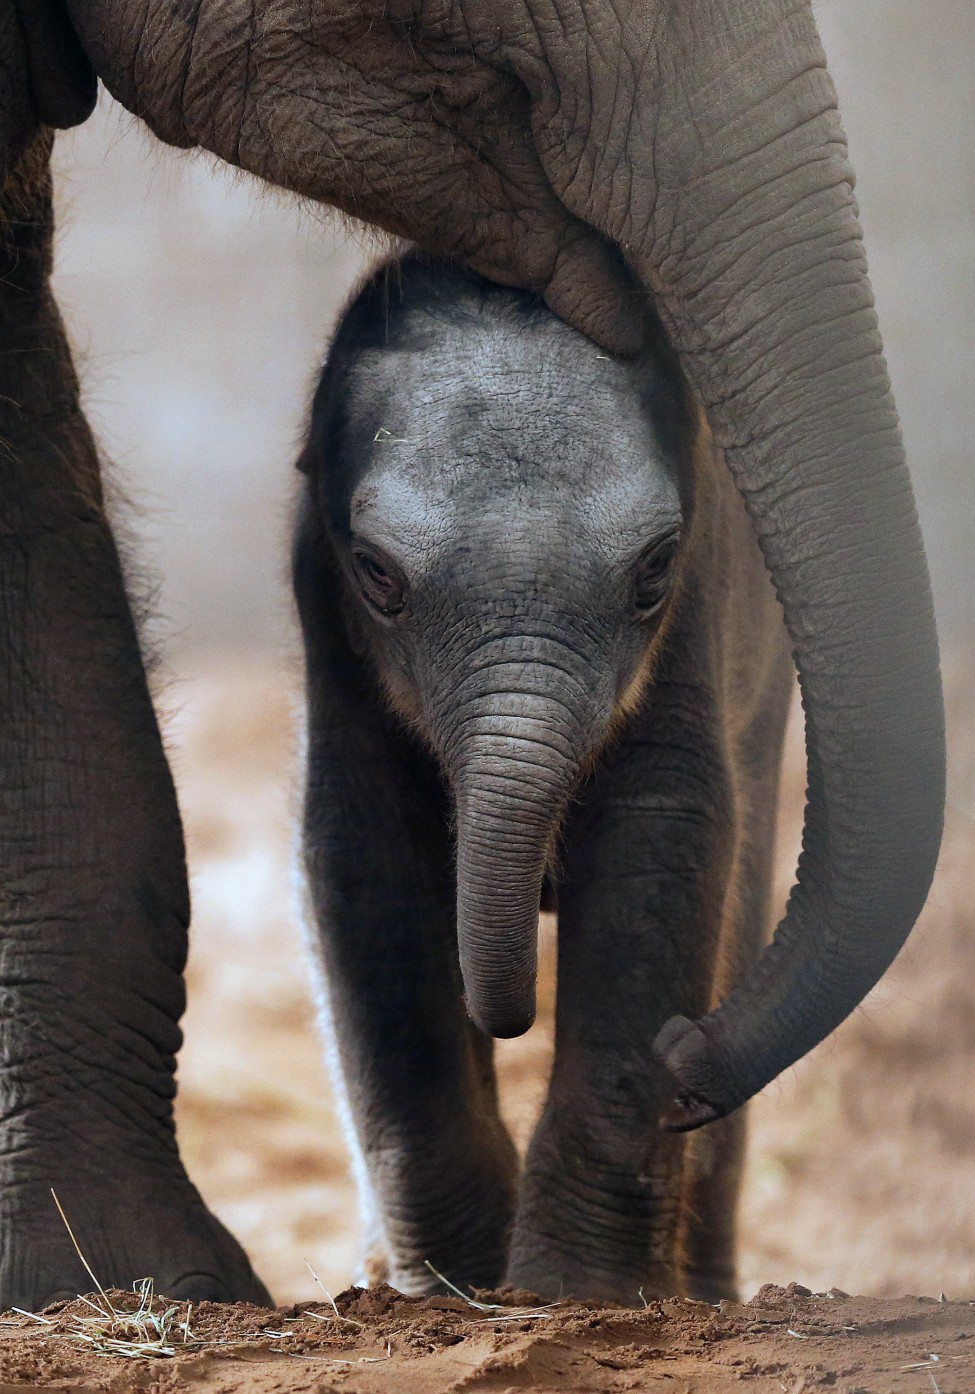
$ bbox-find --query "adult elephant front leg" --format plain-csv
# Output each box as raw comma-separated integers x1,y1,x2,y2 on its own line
294,508,518,1295
0,135,268,1311
508,659,735,1304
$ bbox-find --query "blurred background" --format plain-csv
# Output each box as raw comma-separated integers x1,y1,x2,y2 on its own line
49,0,973,1303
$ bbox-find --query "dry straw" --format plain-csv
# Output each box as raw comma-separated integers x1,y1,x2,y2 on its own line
7,1193,368,1363
10,1190,201,1359
422,1260,558,1325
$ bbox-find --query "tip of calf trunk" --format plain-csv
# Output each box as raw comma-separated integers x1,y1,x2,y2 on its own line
465,992,537,1040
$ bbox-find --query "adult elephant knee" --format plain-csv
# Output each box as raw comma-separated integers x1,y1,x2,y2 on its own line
63,0,943,1120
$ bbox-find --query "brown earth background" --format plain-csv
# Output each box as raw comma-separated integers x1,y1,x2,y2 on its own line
11,3,973,1390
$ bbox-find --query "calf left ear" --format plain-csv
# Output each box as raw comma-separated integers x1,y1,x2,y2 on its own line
2,0,96,174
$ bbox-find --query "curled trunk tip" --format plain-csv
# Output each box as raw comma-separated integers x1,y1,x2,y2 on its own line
652,1016,729,1131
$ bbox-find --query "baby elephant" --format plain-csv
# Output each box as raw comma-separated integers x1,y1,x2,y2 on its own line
292,254,793,1305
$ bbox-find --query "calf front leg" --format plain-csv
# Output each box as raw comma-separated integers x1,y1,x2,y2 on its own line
507,669,735,1304
295,513,517,1294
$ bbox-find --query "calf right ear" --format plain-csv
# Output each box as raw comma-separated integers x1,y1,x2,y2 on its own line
2,0,96,176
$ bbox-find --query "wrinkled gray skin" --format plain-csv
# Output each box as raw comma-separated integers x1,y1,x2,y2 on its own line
0,0,944,1308
293,254,793,1301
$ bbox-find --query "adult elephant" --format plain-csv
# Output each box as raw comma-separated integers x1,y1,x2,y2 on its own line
0,0,944,1308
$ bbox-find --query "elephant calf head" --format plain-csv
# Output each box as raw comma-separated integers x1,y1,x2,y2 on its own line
298,253,697,1039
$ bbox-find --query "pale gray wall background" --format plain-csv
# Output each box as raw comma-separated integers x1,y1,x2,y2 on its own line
50,0,974,654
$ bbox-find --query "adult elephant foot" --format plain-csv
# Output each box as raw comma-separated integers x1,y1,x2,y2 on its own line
0,1168,270,1311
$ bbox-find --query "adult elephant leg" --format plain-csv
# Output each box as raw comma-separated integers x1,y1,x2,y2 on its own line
0,135,268,1310
294,507,518,1295
507,634,736,1304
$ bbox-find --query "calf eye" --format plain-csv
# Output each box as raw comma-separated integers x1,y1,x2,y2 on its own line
633,532,680,615
351,547,409,616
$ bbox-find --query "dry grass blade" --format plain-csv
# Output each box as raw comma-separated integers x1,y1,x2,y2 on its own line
465,1310,558,1325
328,1340,393,1367
49,1189,115,1317
423,1261,559,1321
302,1260,364,1328
423,1261,509,1312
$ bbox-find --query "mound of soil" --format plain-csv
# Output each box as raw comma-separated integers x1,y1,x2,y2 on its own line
1,1283,971,1392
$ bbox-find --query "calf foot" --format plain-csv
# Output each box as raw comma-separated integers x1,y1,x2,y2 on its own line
363,1126,518,1298
507,1231,680,1305
507,1172,682,1305
508,1108,684,1305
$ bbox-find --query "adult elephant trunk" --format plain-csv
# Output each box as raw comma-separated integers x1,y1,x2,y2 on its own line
515,1,948,1128
443,684,593,1040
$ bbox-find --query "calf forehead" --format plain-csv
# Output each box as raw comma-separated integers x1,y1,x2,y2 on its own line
346,320,679,545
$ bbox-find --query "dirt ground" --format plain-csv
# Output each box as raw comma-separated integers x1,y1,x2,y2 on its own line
2,1283,973,1392
1,653,971,1392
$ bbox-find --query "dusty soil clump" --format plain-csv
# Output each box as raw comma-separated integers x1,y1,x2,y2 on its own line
1,1283,971,1392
